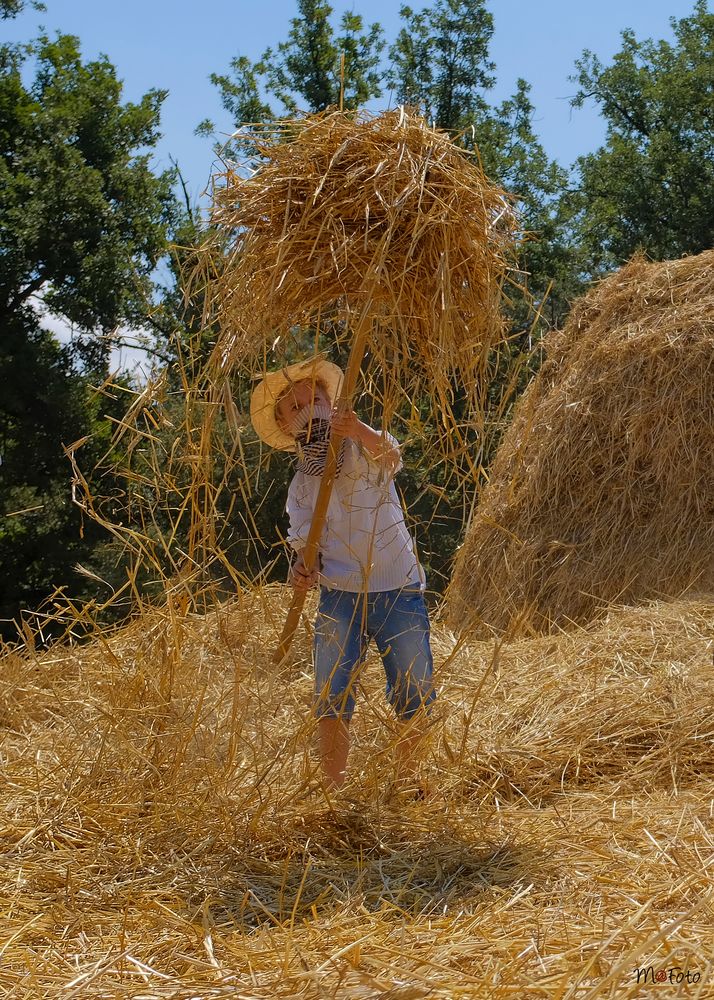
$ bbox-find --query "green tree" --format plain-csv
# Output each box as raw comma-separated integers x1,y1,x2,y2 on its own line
1,33,175,337
386,2,582,584
388,0,494,125
476,80,582,330
572,0,714,269
191,1,390,591
203,0,385,156
1,0,44,18
0,31,178,633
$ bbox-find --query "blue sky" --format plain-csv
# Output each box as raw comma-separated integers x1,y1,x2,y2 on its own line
5,0,700,207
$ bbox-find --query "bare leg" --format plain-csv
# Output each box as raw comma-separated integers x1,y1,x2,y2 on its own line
394,713,430,785
318,717,350,789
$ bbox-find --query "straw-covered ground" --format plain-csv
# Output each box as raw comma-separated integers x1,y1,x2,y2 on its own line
2,586,713,998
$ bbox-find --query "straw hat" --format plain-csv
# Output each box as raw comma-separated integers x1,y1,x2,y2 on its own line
249,357,344,451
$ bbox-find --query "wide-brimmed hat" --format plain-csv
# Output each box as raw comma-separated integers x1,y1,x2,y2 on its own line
249,357,344,451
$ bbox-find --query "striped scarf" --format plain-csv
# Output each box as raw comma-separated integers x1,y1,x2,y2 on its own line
291,403,345,478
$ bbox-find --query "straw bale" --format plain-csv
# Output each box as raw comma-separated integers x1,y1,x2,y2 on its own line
1,586,713,997
203,110,517,448
448,250,714,636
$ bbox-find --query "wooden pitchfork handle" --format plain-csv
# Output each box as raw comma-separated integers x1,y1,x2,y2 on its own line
272,319,371,664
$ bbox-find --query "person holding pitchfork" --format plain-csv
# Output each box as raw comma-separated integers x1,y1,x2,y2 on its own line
250,356,437,793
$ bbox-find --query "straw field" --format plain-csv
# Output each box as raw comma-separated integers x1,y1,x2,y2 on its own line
448,250,714,637
2,586,713,997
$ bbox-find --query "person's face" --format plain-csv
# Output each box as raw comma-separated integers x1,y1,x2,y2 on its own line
275,378,331,433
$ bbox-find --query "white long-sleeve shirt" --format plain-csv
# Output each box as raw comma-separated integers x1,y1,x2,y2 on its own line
286,434,425,593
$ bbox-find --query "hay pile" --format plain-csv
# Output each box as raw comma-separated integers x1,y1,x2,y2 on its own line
1,587,713,997
448,250,714,636
204,109,518,456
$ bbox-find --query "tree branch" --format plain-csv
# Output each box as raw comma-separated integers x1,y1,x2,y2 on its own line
3,273,47,316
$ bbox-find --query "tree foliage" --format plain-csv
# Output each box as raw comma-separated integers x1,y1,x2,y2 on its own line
0,31,178,633
1,33,176,335
203,0,385,156
1,0,44,19
572,0,714,268
388,0,494,125
387,1,579,328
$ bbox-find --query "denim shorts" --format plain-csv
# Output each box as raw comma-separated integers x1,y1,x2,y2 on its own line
313,584,436,721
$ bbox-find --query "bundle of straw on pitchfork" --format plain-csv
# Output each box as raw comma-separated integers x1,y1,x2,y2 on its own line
207,109,516,395
202,108,518,659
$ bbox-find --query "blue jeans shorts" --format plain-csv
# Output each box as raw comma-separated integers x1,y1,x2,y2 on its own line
313,584,436,721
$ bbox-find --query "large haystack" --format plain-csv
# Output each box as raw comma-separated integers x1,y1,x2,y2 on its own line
448,250,714,636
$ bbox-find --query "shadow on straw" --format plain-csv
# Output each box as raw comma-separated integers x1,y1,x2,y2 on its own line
205,833,541,931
